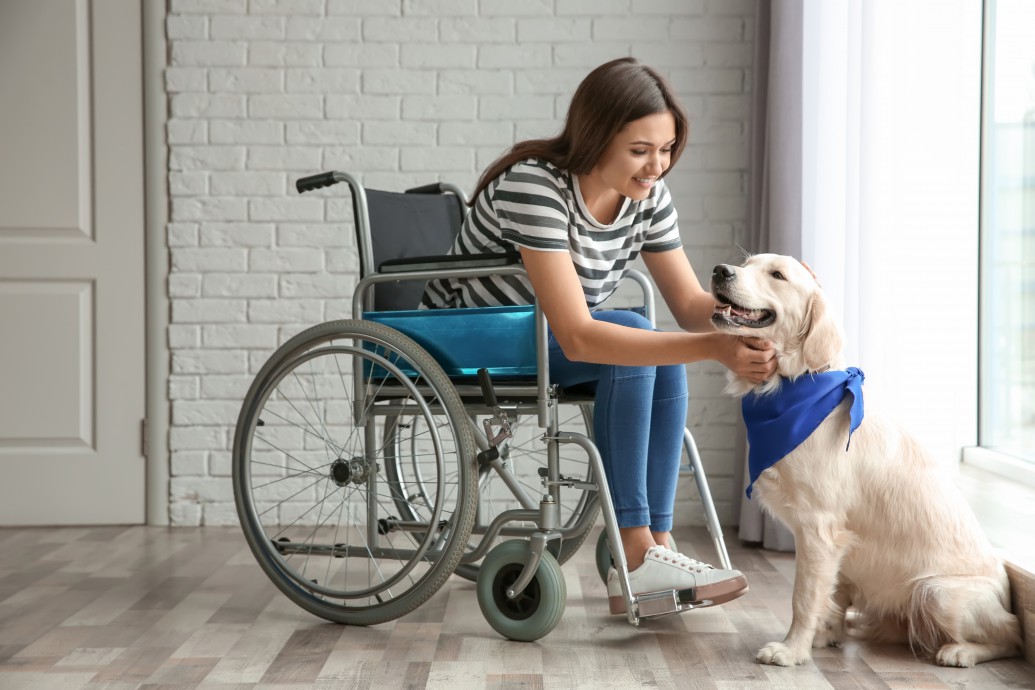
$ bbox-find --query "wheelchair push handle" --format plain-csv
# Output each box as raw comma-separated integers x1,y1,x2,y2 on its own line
296,171,341,193
476,368,513,466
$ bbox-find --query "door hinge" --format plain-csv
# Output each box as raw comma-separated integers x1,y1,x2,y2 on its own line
141,418,149,458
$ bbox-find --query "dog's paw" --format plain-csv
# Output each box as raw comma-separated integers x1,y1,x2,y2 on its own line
812,621,844,648
935,643,977,668
756,642,810,666
812,628,842,649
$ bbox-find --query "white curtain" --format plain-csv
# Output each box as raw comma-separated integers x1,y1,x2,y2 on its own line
738,0,981,549
737,0,801,551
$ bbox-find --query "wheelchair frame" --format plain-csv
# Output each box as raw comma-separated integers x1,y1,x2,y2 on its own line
231,170,735,641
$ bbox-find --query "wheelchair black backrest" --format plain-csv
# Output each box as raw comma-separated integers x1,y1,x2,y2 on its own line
353,186,466,312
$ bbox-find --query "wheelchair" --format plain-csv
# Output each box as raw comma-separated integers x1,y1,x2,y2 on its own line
231,170,736,642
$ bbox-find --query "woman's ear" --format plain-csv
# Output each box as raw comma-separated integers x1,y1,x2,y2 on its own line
801,292,842,372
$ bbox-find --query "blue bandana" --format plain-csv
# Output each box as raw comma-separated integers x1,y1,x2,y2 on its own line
742,367,865,498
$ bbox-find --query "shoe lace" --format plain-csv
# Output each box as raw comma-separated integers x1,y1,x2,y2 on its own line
655,546,712,573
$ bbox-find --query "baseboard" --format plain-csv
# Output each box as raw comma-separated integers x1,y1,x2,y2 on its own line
1006,561,1035,664
956,462,1035,663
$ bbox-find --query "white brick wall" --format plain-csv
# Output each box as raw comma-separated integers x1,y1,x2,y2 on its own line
165,0,756,526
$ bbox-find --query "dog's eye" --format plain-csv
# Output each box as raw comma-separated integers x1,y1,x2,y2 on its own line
771,271,786,281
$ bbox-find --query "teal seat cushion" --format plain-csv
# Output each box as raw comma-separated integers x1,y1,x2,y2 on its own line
364,305,537,379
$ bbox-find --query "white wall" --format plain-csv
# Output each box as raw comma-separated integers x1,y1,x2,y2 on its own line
163,0,759,526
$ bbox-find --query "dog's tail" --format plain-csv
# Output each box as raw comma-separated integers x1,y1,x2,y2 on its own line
907,575,1021,656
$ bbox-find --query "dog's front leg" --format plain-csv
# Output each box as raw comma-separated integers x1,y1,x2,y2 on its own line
757,519,849,666
812,578,852,648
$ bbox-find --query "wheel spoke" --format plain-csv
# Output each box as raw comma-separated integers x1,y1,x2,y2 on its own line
233,322,477,624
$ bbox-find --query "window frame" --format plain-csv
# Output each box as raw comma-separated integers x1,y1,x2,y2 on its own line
965,0,1035,489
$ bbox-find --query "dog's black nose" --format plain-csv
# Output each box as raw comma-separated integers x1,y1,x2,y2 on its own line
713,264,735,282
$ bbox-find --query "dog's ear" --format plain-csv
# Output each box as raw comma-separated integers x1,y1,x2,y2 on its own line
800,292,842,371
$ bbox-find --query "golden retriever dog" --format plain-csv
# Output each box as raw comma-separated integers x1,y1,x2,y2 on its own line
711,253,1021,668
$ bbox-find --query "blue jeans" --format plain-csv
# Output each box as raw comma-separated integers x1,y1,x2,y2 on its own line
548,309,688,533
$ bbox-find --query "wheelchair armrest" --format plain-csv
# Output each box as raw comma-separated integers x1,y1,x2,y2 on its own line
405,181,470,206
378,252,521,274
623,268,657,327
405,182,449,195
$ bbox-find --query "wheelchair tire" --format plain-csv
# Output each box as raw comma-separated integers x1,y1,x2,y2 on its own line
596,529,612,583
233,319,478,626
476,539,566,642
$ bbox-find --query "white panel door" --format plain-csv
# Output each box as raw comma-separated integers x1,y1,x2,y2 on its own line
0,0,146,524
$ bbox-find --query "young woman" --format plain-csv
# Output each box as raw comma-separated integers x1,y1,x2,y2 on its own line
423,58,776,610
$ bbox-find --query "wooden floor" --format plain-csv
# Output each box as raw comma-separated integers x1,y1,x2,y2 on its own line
1,525,1032,690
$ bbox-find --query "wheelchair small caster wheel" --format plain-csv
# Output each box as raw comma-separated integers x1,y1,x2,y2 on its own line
595,530,611,583
595,531,678,583
476,540,566,642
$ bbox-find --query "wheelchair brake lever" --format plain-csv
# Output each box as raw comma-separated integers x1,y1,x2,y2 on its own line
477,368,500,409
482,419,511,447
478,417,511,465
477,369,512,464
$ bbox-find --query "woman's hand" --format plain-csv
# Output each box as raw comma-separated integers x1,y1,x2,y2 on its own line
714,334,777,384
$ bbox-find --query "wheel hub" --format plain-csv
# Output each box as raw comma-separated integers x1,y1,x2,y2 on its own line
493,563,540,620
331,457,370,486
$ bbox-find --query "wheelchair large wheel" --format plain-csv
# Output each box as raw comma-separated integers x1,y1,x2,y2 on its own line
476,539,566,642
233,320,478,626
403,403,599,581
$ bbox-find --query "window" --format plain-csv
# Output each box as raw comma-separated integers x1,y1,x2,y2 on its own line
973,0,1035,482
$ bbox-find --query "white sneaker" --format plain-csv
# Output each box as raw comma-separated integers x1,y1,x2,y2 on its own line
606,546,748,615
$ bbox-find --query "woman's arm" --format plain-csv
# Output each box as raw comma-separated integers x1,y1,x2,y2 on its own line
519,247,776,381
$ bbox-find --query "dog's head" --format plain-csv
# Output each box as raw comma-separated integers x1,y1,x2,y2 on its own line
710,253,845,395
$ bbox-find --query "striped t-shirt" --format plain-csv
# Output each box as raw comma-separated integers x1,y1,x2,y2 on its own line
421,159,681,309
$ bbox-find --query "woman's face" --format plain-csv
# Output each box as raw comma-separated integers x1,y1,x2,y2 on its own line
590,110,677,201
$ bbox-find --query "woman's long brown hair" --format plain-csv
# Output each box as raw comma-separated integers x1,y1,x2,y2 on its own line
469,57,689,205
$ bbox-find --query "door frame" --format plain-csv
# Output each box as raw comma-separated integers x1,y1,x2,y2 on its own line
144,1,169,526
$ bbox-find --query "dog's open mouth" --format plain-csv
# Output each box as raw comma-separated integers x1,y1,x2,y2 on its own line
711,293,775,328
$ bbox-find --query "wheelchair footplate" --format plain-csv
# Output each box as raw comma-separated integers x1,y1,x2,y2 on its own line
626,587,710,620
608,559,747,625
